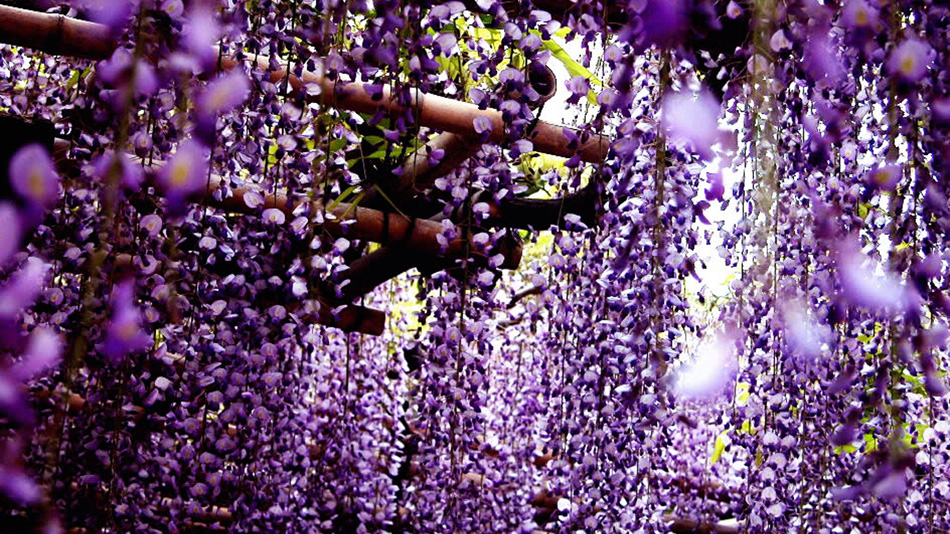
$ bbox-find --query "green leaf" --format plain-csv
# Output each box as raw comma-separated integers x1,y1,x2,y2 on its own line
539,35,602,105
710,430,731,465
327,184,361,212
833,444,858,454
340,190,366,218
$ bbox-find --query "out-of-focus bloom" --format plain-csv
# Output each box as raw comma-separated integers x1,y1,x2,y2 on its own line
82,0,134,34
93,150,145,191
842,0,877,28
0,464,41,505
914,253,943,279
196,69,251,119
673,332,737,401
10,327,62,382
661,89,722,160
0,257,50,318
196,70,251,140
159,140,208,209
97,48,159,104
0,202,22,265
932,98,950,127
867,164,902,191
804,35,845,88
183,3,220,73
637,0,687,49
836,239,917,313
871,468,907,500
9,144,60,209
780,299,829,361
888,39,933,84
101,281,151,365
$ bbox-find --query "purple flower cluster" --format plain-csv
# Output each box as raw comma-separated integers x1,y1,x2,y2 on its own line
0,0,949,533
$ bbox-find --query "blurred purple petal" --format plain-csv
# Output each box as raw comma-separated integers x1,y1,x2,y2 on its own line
661,89,722,160
836,239,915,313
159,140,208,205
867,164,902,191
102,281,151,364
0,202,22,265
9,144,60,209
10,327,62,382
674,332,737,401
198,70,251,117
888,39,933,84
0,257,51,317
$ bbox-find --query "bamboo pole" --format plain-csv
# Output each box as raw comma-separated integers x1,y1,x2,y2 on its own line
246,55,609,164
0,6,609,163
0,4,115,59
194,175,474,260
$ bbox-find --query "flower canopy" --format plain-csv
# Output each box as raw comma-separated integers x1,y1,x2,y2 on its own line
1,0,949,533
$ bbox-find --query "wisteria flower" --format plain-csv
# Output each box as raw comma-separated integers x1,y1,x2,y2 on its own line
566,75,590,105
263,208,286,224
140,214,163,237
705,171,725,202
673,331,737,401
159,140,209,208
836,239,917,313
101,281,151,364
661,89,723,160
9,144,60,209
888,39,933,84
726,1,743,18
0,202,22,265
867,164,902,191
473,116,493,140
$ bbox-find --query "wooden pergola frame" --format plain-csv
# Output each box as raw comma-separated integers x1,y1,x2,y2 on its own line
0,3,607,336
0,4,763,534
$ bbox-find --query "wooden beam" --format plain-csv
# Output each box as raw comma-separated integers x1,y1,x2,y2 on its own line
0,7,609,163
0,4,115,59
242,54,609,164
